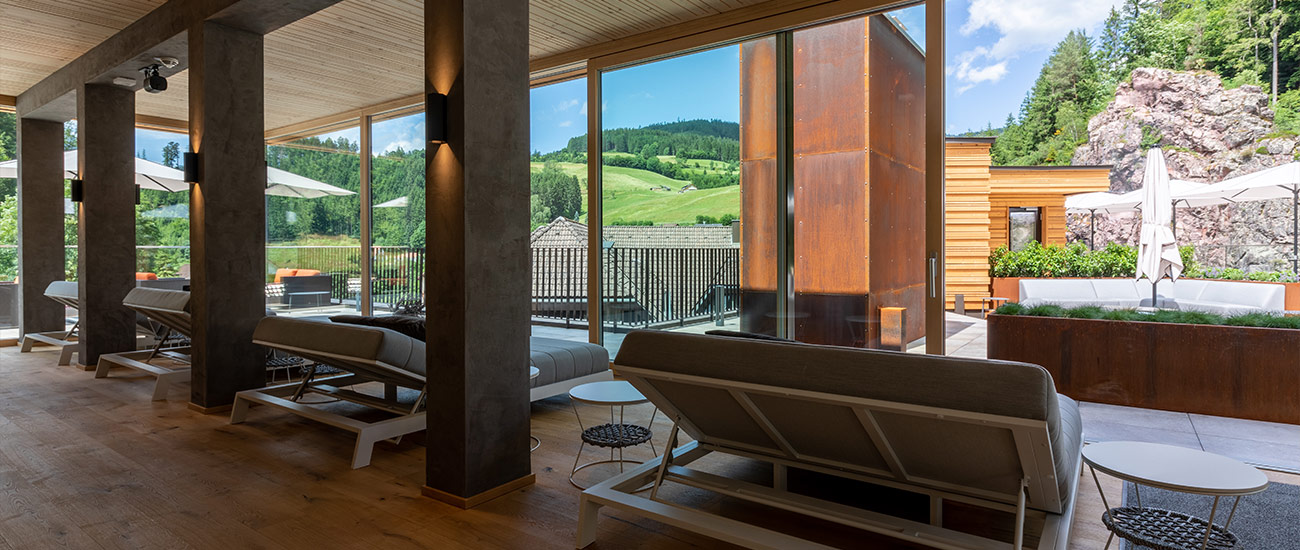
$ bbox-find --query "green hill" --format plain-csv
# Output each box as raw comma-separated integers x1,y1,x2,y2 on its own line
529,161,739,226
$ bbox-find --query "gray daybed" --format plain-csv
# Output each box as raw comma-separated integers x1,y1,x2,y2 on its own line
578,330,1083,550
529,336,611,401
19,281,82,365
94,287,193,401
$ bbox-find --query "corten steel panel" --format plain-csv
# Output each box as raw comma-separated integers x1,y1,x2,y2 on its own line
741,157,778,291
988,314,1300,424
792,18,866,156
793,150,866,296
867,14,927,342
740,39,777,162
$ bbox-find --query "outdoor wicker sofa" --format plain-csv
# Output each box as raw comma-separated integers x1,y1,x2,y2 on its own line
578,330,1083,550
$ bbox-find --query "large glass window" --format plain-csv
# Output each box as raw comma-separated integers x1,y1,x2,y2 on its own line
598,41,766,355
529,78,590,340
1008,207,1042,251
0,111,15,334
134,129,190,283
368,110,427,314
790,6,926,351
265,125,362,317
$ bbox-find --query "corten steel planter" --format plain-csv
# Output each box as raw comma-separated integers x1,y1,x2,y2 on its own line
987,313,1300,424
988,277,1300,309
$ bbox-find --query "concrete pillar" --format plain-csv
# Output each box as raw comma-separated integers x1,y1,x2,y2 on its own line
187,21,267,411
16,117,67,335
422,0,533,506
76,84,137,366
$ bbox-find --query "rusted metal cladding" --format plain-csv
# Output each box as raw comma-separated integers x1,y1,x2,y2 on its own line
988,314,1300,424
739,38,779,335
867,14,927,342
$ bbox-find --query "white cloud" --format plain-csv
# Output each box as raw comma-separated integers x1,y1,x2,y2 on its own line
558,120,573,128
382,140,416,154
554,99,580,113
961,0,1122,59
947,46,1008,94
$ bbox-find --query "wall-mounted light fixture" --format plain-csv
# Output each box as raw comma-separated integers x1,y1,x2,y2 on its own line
183,152,199,183
426,92,448,145
69,179,84,202
135,184,141,205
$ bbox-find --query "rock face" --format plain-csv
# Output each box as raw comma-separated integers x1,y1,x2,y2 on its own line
1071,68,1299,271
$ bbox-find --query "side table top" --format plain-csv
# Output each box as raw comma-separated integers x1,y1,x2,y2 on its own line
569,380,647,406
1083,441,1268,496
529,366,540,380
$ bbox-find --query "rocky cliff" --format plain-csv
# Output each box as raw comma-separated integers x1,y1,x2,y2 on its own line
1071,68,1299,271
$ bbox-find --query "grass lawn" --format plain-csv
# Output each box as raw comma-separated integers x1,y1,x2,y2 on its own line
529,161,740,225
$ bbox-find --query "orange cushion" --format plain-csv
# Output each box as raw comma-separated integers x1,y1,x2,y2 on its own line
135,272,158,281
295,269,320,277
273,268,298,283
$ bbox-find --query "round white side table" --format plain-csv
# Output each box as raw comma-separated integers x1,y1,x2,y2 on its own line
529,366,541,452
568,380,658,489
1083,441,1268,550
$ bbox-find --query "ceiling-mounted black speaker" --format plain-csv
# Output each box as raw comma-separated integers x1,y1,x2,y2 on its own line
70,179,84,202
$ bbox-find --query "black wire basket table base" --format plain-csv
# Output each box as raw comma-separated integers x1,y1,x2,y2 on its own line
1102,507,1239,550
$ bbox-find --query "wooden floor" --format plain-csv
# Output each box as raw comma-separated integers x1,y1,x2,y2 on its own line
1,344,1295,549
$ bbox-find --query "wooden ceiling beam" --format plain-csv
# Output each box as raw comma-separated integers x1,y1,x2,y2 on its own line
16,0,342,121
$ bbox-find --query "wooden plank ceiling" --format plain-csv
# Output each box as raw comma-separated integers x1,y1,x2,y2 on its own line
1,0,767,132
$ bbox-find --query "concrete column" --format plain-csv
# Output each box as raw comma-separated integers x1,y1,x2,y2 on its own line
76,84,137,366
187,21,267,411
422,0,533,506
16,117,67,336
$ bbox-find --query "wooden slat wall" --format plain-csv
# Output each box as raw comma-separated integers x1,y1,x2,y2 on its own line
942,141,992,309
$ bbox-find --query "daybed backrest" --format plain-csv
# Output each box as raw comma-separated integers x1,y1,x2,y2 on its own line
122,288,193,338
43,280,80,309
1166,279,1208,301
1090,279,1141,300
1020,279,1097,301
614,330,1068,513
252,316,425,388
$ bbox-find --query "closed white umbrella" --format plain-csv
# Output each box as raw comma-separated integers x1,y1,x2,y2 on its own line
0,150,188,191
264,167,355,198
1136,148,1183,307
1178,161,1300,271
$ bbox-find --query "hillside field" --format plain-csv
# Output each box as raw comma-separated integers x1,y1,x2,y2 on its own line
529,161,740,225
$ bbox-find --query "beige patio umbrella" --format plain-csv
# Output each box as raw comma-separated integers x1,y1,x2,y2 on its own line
1136,148,1182,307
0,150,188,191
1178,161,1300,272
264,167,355,198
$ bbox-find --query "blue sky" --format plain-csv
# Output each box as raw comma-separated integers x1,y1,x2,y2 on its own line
129,0,1125,160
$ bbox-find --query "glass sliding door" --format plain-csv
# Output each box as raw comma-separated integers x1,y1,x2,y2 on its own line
790,5,926,350
597,39,775,355
265,124,362,317
367,109,427,315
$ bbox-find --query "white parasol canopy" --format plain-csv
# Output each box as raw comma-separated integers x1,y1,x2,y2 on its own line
1136,149,1183,304
1178,161,1300,271
375,196,409,208
264,167,356,198
0,150,188,191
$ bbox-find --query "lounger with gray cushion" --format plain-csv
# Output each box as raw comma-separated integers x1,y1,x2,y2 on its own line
577,330,1083,550
94,288,193,401
19,281,83,365
231,316,427,469
529,336,611,401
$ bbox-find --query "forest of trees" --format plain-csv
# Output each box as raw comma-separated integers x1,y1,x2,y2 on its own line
981,0,1299,166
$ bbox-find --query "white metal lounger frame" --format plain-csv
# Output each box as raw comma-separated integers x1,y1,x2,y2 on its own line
19,288,82,366
94,295,194,401
231,338,427,469
577,365,1082,550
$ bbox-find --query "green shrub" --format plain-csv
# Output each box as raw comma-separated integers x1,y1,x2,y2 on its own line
993,303,1299,329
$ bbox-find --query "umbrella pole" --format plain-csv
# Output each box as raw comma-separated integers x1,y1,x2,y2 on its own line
1090,210,1096,250
1293,188,1298,274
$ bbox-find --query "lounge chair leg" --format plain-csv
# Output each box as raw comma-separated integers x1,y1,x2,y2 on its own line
352,434,378,469
58,345,76,366
20,337,34,352
1013,479,1027,550
229,396,252,424
575,493,602,549
152,372,186,401
94,356,112,378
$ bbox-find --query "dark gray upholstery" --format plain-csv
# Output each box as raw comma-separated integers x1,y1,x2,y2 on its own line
252,316,425,388
529,337,609,388
613,330,1082,511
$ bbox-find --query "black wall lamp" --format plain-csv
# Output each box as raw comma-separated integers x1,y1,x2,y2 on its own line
426,92,448,145
183,152,199,183
69,179,84,202
135,184,141,205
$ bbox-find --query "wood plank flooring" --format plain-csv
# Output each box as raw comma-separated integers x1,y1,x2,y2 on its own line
1,344,1295,549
